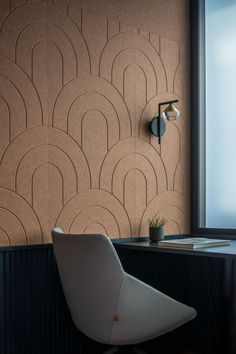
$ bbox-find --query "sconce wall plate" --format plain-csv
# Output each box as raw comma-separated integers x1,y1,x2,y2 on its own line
149,99,179,144
149,117,166,137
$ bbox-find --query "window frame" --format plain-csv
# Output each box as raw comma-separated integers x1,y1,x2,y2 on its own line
190,0,236,238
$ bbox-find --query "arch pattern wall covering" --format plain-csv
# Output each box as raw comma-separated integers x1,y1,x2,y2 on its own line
0,0,190,245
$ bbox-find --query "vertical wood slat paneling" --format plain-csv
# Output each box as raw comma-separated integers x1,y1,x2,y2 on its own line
0,252,5,354
1,243,235,354
0,245,107,354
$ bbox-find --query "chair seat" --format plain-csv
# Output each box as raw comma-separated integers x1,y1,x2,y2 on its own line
110,273,196,345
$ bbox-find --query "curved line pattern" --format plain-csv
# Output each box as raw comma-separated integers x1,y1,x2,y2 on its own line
157,38,169,91
0,5,188,244
0,74,27,128
152,204,185,233
52,76,132,137
173,42,181,93
3,3,91,76
158,121,181,190
55,188,133,237
111,47,157,95
15,20,42,64
0,54,44,124
31,162,64,207
0,227,11,245
99,136,168,191
138,136,168,184
123,168,148,206
111,152,158,197
15,143,79,195
69,7,91,74
138,93,158,138
53,193,76,227
68,205,121,236
81,109,109,151
122,64,148,102
12,17,81,79
15,21,76,86
138,192,185,234
0,2,27,32
53,23,78,76
94,76,132,136
158,203,186,216
51,77,79,125
172,123,182,189
168,219,181,233
8,0,11,13
106,17,109,41
66,91,121,142
31,40,43,81
0,186,43,242
48,126,92,187
31,40,64,86
0,227,11,246
83,222,108,236
0,95,11,141
99,31,166,87
0,206,27,243
99,188,133,233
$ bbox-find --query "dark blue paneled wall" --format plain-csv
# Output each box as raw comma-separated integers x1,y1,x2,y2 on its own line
0,243,235,354
0,245,107,354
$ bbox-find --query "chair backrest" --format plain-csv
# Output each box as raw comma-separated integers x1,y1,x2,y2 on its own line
51,228,124,344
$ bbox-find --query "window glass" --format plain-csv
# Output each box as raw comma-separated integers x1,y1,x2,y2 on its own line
205,0,236,227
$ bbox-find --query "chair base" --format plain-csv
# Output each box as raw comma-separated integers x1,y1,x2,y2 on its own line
103,346,147,354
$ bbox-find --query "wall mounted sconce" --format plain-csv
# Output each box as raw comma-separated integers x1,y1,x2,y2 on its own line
149,100,180,144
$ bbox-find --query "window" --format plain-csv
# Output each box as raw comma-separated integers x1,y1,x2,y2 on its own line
191,0,236,235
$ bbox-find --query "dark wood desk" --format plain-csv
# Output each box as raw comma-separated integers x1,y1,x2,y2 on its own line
113,236,236,258
113,236,236,354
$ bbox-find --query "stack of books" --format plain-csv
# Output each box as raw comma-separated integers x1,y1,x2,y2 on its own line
158,238,230,249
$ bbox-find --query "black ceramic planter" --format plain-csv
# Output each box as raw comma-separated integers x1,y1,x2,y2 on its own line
149,227,164,242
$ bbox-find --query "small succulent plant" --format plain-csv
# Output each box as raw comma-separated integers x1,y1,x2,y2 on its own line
147,215,167,228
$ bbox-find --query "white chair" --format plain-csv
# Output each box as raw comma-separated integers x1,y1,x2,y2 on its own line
52,228,197,353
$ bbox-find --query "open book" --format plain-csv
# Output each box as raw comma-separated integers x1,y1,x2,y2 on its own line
158,238,230,249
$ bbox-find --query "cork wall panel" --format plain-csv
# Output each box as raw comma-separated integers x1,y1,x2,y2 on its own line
0,0,190,245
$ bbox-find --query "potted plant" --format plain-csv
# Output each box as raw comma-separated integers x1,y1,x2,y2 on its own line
147,215,167,242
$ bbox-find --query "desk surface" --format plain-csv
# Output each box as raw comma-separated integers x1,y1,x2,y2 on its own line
113,236,236,259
